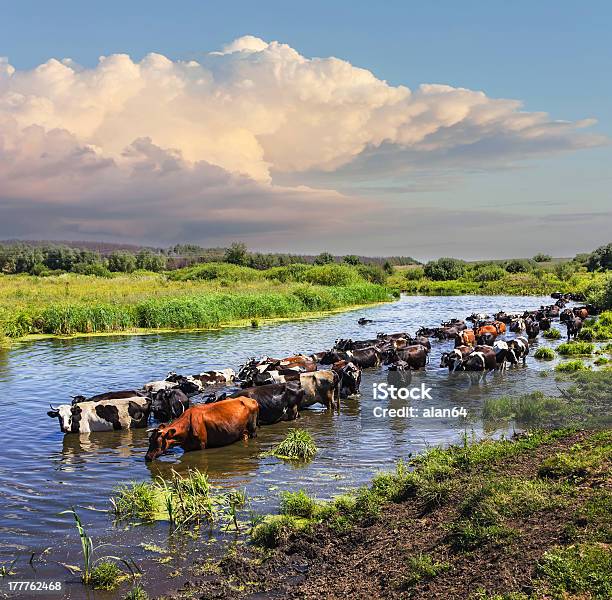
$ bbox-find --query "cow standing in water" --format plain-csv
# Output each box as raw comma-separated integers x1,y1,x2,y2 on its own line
48,397,151,433
145,398,259,461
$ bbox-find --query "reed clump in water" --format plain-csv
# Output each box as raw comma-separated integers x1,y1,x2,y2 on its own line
265,429,318,462
111,469,247,530
534,347,556,360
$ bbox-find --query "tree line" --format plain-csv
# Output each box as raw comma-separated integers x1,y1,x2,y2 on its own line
0,241,417,276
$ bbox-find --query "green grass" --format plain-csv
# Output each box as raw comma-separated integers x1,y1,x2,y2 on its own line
538,433,612,482
555,360,589,372
544,328,562,340
251,429,576,548
400,554,450,588
536,543,612,599
557,341,595,356
265,429,318,462
534,347,556,360
90,561,126,590
122,585,149,600
0,268,391,339
111,469,246,529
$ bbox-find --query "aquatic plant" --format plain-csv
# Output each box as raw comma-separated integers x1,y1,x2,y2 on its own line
122,585,149,600
556,360,589,372
90,561,126,590
534,347,556,360
557,342,595,356
544,328,562,340
265,429,318,462
111,469,247,530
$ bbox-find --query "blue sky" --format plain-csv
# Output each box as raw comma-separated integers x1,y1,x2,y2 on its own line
1,1,610,258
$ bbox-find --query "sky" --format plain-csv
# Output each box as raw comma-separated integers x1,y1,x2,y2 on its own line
0,1,610,260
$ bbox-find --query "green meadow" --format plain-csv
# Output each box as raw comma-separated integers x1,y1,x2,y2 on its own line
0,263,392,339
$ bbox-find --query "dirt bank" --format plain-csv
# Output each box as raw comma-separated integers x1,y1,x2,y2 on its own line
164,429,611,600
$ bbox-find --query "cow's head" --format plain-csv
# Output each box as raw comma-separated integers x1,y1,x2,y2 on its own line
47,403,80,433
145,424,181,462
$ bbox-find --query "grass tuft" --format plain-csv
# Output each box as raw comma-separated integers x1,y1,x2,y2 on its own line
265,429,318,462
534,347,555,360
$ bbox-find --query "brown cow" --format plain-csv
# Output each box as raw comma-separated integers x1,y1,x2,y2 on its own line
493,321,507,335
454,329,476,348
145,398,258,461
476,324,498,337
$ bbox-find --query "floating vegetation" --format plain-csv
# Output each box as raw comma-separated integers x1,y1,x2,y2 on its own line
265,429,318,462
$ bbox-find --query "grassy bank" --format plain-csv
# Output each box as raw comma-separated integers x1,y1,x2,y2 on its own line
171,425,611,599
162,371,612,600
0,264,392,339
389,268,610,299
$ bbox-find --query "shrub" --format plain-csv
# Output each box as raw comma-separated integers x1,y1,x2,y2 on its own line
424,258,466,281
505,259,533,274
404,267,425,281
223,242,248,266
280,490,319,519
167,262,260,282
586,242,612,271
356,264,387,285
303,264,362,287
534,347,555,360
533,253,553,262
473,265,506,282
313,252,335,265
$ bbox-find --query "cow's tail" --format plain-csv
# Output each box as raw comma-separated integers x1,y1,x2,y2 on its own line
332,370,340,411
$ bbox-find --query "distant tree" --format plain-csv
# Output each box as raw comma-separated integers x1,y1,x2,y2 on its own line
248,252,277,270
224,242,248,266
136,249,167,272
424,257,466,281
43,245,77,271
504,259,533,274
343,255,361,266
108,251,136,273
314,252,335,265
586,243,612,272
533,253,552,263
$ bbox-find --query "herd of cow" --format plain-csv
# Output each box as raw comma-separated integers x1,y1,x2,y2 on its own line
45,292,597,462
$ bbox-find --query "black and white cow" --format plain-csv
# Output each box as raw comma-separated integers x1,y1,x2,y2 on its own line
192,369,236,386
48,397,151,434
508,337,529,365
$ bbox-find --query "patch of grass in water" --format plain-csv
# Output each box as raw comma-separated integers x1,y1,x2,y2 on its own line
557,341,595,356
534,347,555,360
265,429,317,462
543,328,562,340
122,585,149,600
90,561,127,590
111,469,246,529
556,359,589,372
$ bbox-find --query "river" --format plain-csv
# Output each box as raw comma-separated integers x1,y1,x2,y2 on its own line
0,294,571,598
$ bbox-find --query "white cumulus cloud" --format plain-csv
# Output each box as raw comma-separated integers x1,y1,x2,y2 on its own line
0,37,606,247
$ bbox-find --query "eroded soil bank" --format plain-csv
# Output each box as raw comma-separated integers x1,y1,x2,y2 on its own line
167,429,611,600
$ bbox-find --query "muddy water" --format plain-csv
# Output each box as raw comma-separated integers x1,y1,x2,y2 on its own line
0,295,573,598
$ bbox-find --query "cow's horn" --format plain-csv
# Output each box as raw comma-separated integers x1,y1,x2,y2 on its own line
49,403,59,411
146,428,157,433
